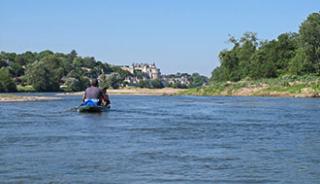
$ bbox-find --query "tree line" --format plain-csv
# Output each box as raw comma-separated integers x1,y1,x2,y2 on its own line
211,12,320,82
0,49,208,92
0,50,118,92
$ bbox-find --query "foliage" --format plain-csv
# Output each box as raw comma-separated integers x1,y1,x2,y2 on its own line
62,77,89,92
211,12,320,82
190,73,208,87
0,68,17,92
299,12,320,74
98,74,110,89
16,85,35,92
0,49,115,92
25,61,60,92
182,74,320,97
99,73,123,89
139,79,164,88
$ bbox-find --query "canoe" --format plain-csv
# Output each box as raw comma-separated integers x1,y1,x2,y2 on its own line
78,99,110,113
78,104,110,113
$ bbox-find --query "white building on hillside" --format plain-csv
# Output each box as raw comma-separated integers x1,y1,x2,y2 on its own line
121,63,161,80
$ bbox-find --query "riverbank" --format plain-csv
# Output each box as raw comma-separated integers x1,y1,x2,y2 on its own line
0,94,61,102
180,76,320,98
3,77,320,101
0,88,185,102
58,88,186,96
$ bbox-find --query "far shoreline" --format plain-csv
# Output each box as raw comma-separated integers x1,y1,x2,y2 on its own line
0,88,187,102
57,88,187,96
2,84,320,102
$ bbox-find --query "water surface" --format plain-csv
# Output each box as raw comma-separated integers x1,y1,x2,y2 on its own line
0,95,320,183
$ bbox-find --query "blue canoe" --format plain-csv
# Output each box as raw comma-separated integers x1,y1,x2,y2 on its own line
78,99,110,113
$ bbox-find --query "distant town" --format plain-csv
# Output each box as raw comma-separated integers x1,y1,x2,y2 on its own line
98,62,208,89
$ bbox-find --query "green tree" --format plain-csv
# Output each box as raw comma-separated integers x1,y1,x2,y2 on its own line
72,57,83,68
275,33,298,74
210,66,226,82
82,57,96,68
218,49,240,81
211,30,300,81
289,48,308,75
111,66,132,79
98,74,110,89
212,33,258,81
14,55,27,66
80,77,90,90
0,52,16,62
40,55,66,82
299,12,320,74
250,47,277,79
68,50,78,61
22,51,36,65
62,77,89,92
37,50,54,60
8,63,24,77
25,61,60,91
237,32,258,78
100,73,122,89
150,79,164,88
95,61,112,74
64,67,90,91
0,68,17,92
0,56,8,68
191,73,208,87
138,80,148,88
59,57,73,76
63,78,81,92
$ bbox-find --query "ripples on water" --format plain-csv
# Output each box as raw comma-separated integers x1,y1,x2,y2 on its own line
0,95,320,183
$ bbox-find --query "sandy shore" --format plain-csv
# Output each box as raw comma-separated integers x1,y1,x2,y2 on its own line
0,94,62,102
58,88,186,96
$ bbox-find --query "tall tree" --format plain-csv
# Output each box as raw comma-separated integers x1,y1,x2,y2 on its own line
299,12,320,74
25,61,60,91
0,68,17,92
68,50,78,61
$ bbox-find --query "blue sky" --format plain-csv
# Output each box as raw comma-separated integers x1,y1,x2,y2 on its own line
0,0,319,76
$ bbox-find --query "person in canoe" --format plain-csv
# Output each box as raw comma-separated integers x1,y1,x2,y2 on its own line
102,86,111,106
82,78,108,106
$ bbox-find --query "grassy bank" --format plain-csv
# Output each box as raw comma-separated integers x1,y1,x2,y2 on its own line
17,85,36,92
180,75,320,98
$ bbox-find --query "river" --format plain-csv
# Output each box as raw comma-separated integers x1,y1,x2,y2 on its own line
0,95,320,183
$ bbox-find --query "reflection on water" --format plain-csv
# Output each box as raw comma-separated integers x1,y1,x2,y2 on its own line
0,95,320,183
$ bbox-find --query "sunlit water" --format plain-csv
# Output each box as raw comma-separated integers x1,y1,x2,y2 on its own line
0,94,320,183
